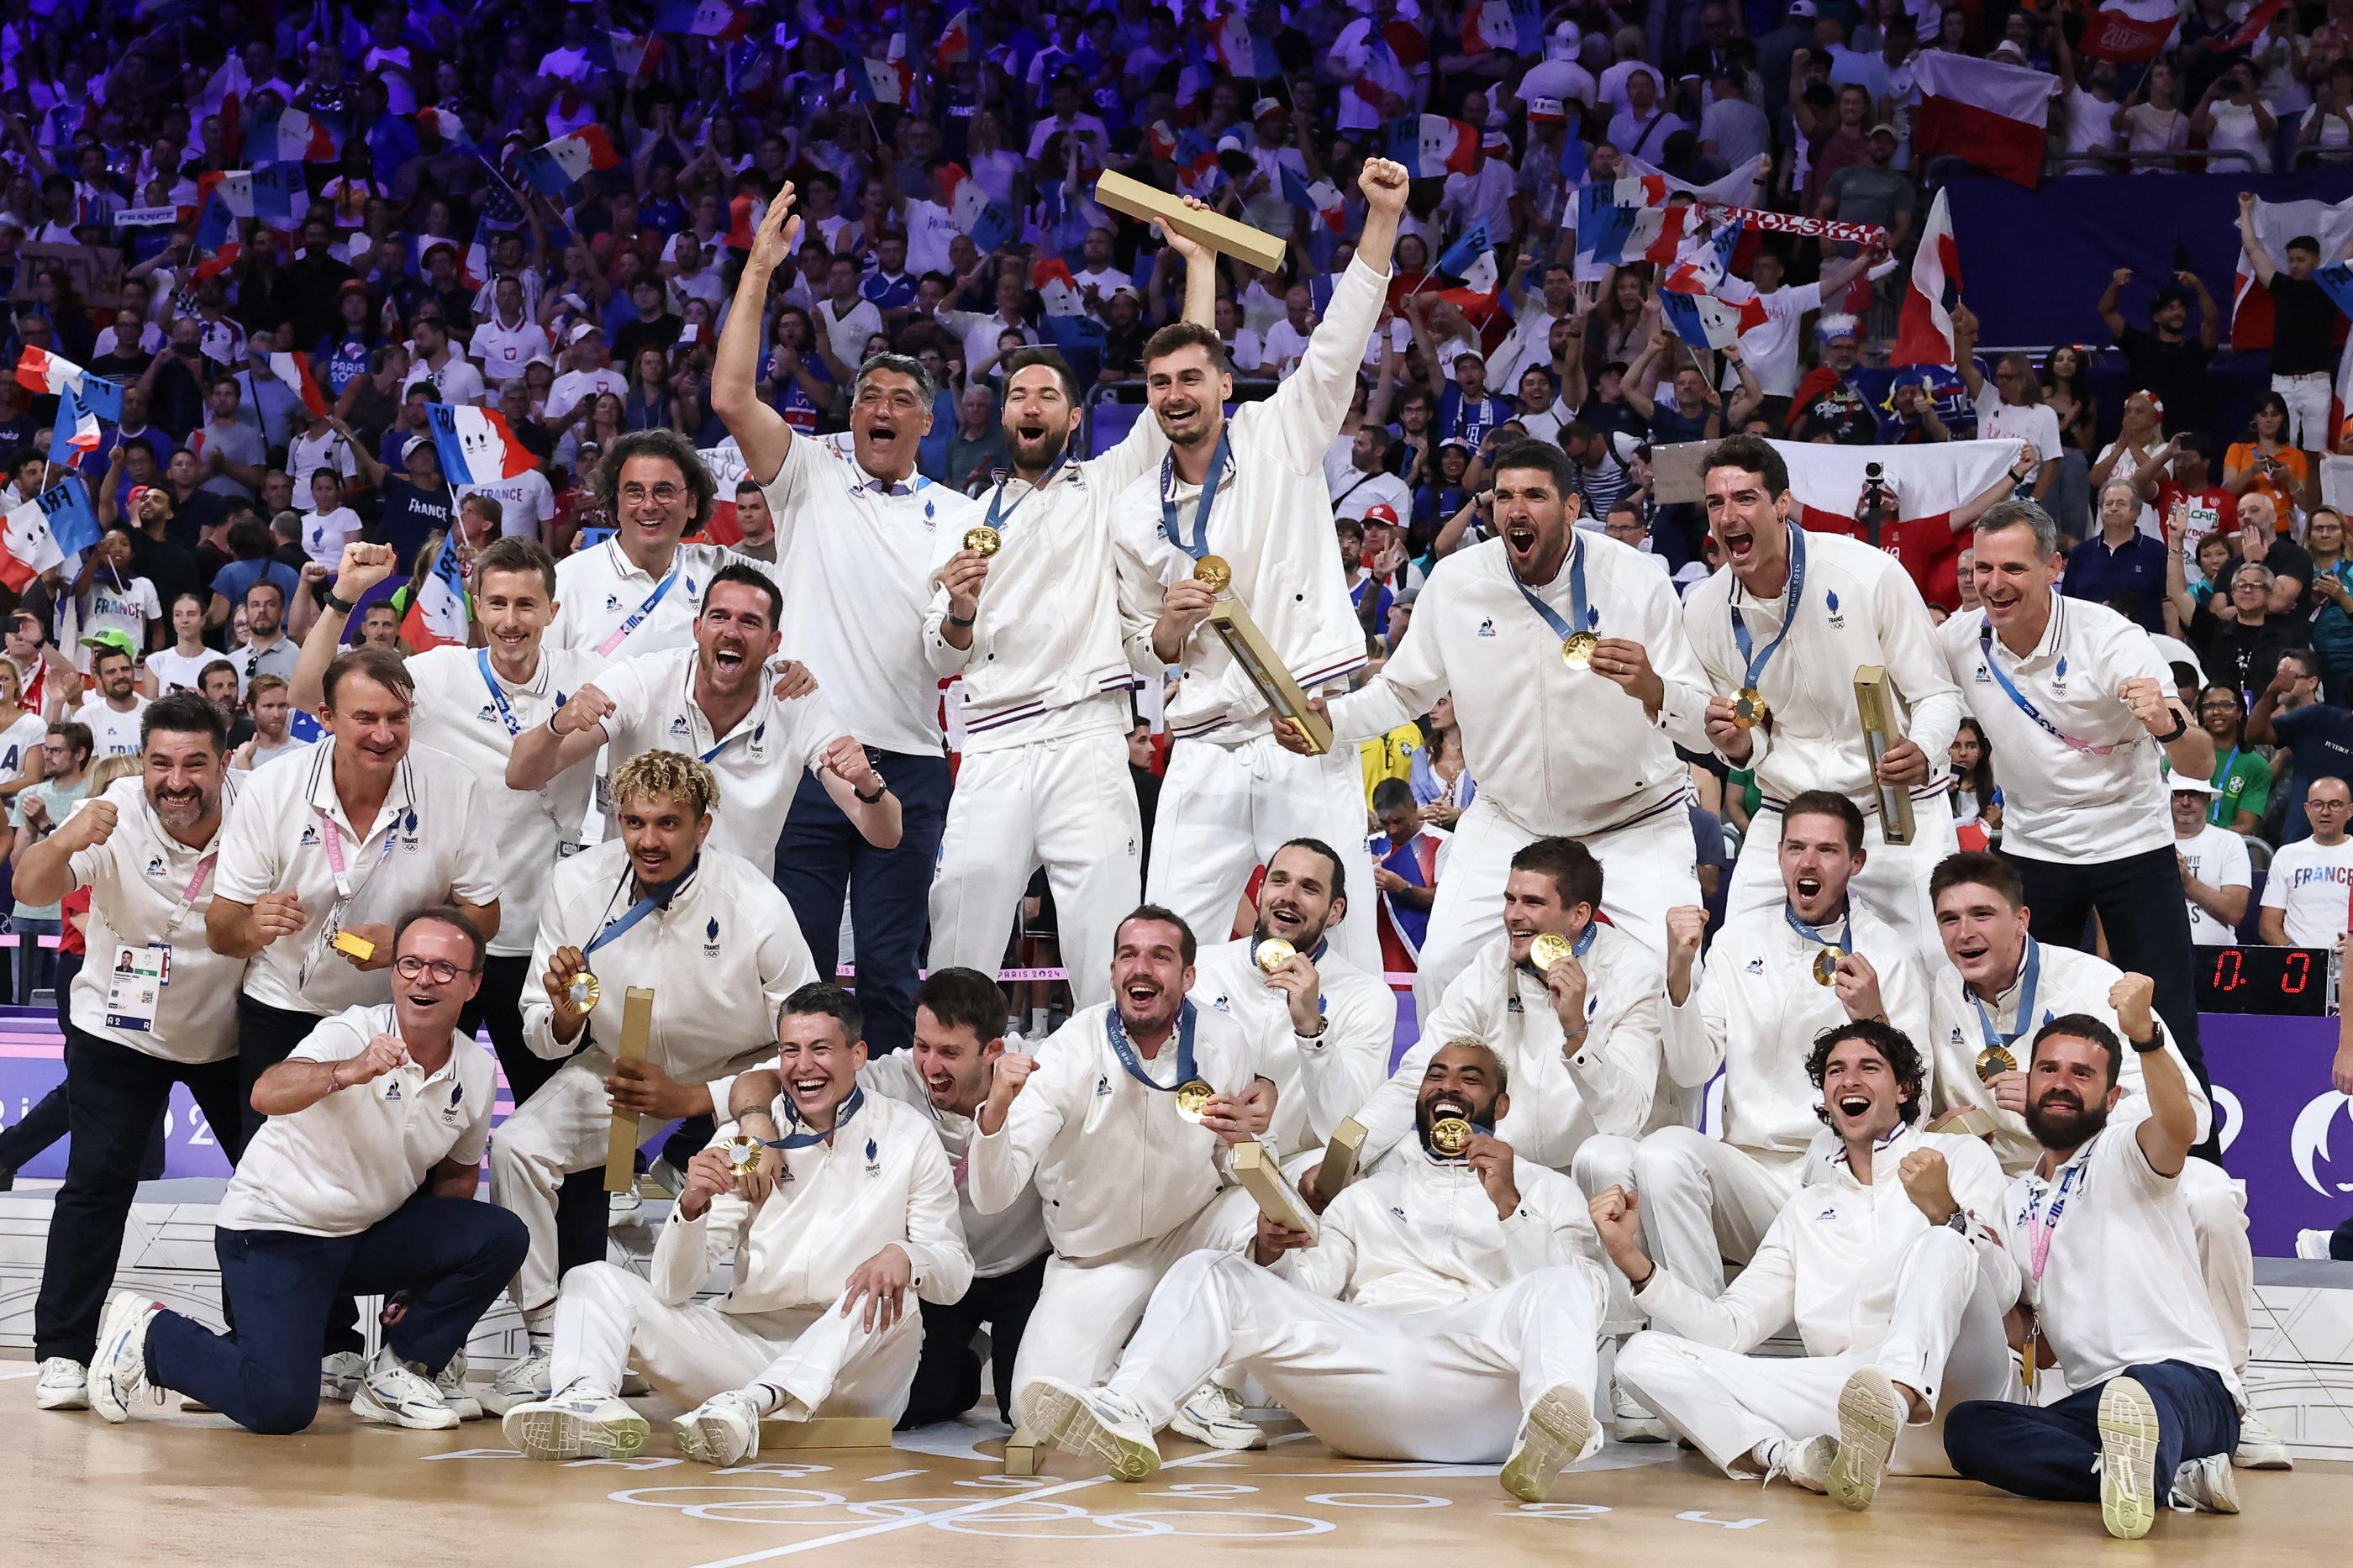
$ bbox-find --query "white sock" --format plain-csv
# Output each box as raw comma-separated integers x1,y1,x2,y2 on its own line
1748,1436,1789,1476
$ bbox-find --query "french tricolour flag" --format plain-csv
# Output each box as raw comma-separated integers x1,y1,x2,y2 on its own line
1661,289,1767,352
427,403,538,485
265,352,329,418
1460,0,1542,55
1577,185,1691,266
938,163,1016,252
398,529,470,651
1436,222,1499,297
653,0,749,40
520,126,621,197
244,107,340,166
1891,188,1963,367
13,345,86,397
607,30,667,82
47,384,101,466
851,55,913,107
1387,115,1482,178
1,480,79,592
1210,14,1278,78
1913,52,2054,189
1034,259,1085,318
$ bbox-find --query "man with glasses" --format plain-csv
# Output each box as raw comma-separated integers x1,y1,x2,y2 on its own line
2258,777,2353,948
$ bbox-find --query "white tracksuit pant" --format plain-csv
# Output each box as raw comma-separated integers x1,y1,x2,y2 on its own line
1145,732,1381,976
1413,794,1698,1016
1574,1129,1806,1301
1615,1227,2020,1479
489,1055,626,1332
548,1260,921,1420
1007,1186,1259,1428
1107,1250,1608,1464
929,730,1143,1011
1725,792,1959,950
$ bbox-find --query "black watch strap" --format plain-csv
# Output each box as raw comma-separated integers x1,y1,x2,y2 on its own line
323,591,355,614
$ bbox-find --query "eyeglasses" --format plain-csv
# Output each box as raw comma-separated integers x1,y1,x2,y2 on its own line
619,483,685,506
393,955,472,983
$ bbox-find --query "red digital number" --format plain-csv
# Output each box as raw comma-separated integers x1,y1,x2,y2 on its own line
2215,948,2244,991
2285,950,2311,994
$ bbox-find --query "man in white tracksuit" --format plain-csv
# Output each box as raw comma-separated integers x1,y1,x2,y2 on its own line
1189,838,1397,1167
1107,157,1416,976
923,218,1216,1007
966,906,1265,1429
1682,435,1963,944
1023,1039,1609,1506
1290,440,1708,1013
1598,1019,2021,1509
1920,850,2281,1469
484,751,818,1412
499,983,972,1466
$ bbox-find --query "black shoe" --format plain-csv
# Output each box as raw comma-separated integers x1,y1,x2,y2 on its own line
0,1165,15,1192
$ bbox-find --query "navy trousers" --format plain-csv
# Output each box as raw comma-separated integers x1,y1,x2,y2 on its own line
774,750,950,1057
1945,1360,2240,1502
145,1193,527,1435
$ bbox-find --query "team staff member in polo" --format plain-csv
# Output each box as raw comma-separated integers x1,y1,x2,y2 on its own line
1937,499,2218,1117
85,908,524,1435
920,203,1216,1008
22,694,243,1413
715,185,974,1058
508,562,900,867
484,750,819,1415
1684,436,1963,943
1106,158,1414,979
1284,442,1709,1012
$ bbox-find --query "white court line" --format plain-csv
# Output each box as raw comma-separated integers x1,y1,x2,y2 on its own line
681,1446,1240,1568
0,1366,45,1381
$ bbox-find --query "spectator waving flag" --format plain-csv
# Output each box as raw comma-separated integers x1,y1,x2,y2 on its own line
2223,0,2288,49
850,55,913,107
243,106,340,165
46,383,101,467
1279,168,1348,235
1461,0,1543,55
934,8,974,68
428,403,538,485
1577,185,1693,266
2080,0,2182,63
2232,195,2353,348
2310,262,2353,439
1891,188,1964,366
520,126,622,197
1436,222,1499,296
1210,13,1278,79
1913,52,2055,188
13,344,87,398
1661,289,1767,352
1386,115,1483,178
1,480,86,592
398,528,470,651
264,351,329,418
653,0,750,40
197,167,306,230
938,163,1017,253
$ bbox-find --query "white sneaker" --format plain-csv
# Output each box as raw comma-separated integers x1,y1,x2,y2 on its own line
319,1350,368,1402
1166,1380,1266,1451
1501,1382,1598,1503
1829,1365,1903,1513
1759,1434,1835,1495
674,1389,765,1466
1612,1380,1671,1443
87,1292,161,1423
503,1389,650,1460
350,1348,459,1431
2172,1451,2243,1514
2297,1228,2335,1260
480,1349,554,1417
2232,1409,2294,1470
608,1191,642,1225
1024,1376,1160,1481
2098,1376,2163,1540
434,1352,482,1421
35,1357,88,1411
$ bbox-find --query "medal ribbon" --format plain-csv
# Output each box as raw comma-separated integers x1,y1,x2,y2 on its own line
586,858,699,959
1103,998,1200,1095
765,1085,867,1150
1968,935,2043,1054
1157,430,1233,562
1512,534,1596,645
1730,523,1808,693
1784,902,1852,960
595,558,682,659
2026,1159,2082,1281
983,452,1068,538
1977,623,2121,755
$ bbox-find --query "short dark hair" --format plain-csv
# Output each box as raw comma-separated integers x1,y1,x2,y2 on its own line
2287,234,2323,256
1929,850,2025,912
1807,1018,1928,1127
198,657,239,689
1271,835,1346,906
395,904,486,973
1140,319,1229,375
1489,438,1575,497
597,428,718,532
1115,902,1198,966
243,576,286,609
91,645,134,676
2031,1011,2123,1090
141,690,227,752
703,560,782,625
1782,789,1866,854
475,534,556,597
2279,646,2322,683
47,718,92,765
914,966,1009,1043
999,346,1083,404
780,980,865,1043
1371,776,1416,815
323,644,414,709
1511,835,1604,913
1704,432,1791,497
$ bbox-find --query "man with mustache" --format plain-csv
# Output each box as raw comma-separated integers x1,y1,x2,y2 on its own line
1943,1003,2246,1538
1599,1020,2019,1507
1682,436,1964,943
960,906,1266,1428
716,186,976,1057
922,206,1215,1009
16,695,245,1414
507,564,898,868
1279,441,1710,1013
1106,156,1414,980
1025,1040,1610,1506
483,750,819,1415
1921,851,2279,1469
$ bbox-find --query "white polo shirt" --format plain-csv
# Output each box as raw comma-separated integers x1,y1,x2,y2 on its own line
546,538,776,661
406,644,601,959
1938,596,2173,864
215,1004,495,1238
760,434,974,757
63,776,245,1063
2176,823,2251,947
75,693,151,757
468,314,552,384
2259,834,2353,947
213,738,501,1017
588,644,846,868
861,1049,1050,1281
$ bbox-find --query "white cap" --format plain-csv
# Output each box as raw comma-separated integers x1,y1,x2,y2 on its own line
1527,96,1567,124
1548,20,1582,60
2167,774,2219,797
567,321,602,345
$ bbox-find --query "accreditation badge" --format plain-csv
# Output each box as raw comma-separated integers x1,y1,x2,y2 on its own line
103,943,171,1033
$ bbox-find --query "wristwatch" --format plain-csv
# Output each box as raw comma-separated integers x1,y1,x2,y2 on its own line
2128,1018,2167,1055
323,590,355,614
1944,1207,1971,1236
2152,708,2187,744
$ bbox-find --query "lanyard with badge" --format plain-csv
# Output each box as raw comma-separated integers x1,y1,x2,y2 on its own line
1513,537,1601,668
298,808,398,989
481,649,582,844
2211,747,2240,826
103,829,218,1034
2019,1154,2084,1390
1977,622,2121,756
596,555,683,659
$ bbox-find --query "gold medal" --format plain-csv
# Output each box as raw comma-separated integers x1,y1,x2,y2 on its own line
1253,936,1296,973
1731,687,1769,729
1193,555,1233,593
1812,946,1841,987
568,971,601,1013
1429,1116,1475,1157
1975,1044,2018,1082
1561,631,1598,668
1174,1079,1214,1123
1529,931,1574,970
720,1134,766,1179
962,524,1002,557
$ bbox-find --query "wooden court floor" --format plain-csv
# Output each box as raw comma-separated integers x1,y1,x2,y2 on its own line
12,1365,2345,1567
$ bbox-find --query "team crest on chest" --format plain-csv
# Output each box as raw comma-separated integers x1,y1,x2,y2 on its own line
703,917,721,955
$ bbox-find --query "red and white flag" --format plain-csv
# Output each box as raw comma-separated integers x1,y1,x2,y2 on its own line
2080,0,2182,63
265,351,328,418
1033,259,1085,318
1776,439,2022,534
2229,193,2353,348
2224,0,2288,50
1891,187,1963,366
1913,52,2056,188
13,345,86,397
1,487,66,592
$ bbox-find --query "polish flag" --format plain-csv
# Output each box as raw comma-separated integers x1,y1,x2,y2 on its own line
2230,194,2353,349
1890,188,1963,366
426,403,538,484
519,125,622,197
266,351,329,418
1913,52,2056,188
397,528,470,651
1777,439,2023,607
2223,0,2288,50
2080,0,2181,63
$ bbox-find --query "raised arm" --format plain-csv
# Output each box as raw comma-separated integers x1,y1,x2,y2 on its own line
2237,190,2277,287
2098,266,2131,339
711,184,803,486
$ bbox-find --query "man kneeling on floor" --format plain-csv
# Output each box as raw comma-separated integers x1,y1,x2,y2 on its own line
87,908,524,1434
1024,1039,1608,1502
502,982,972,1464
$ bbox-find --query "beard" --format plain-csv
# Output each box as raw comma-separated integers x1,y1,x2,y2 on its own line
2024,1091,2111,1152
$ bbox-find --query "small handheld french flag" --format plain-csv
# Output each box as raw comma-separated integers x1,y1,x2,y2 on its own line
1661,289,1767,352
428,403,538,485
1386,114,1483,178
519,126,622,198
264,351,329,418
398,527,471,651
14,345,85,397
